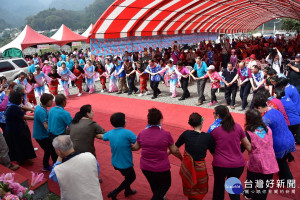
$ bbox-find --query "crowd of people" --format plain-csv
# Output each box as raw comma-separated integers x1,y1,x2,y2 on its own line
0,34,299,200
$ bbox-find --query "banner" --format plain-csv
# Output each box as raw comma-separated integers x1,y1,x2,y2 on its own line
72,42,82,46
91,32,218,56
37,44,50,50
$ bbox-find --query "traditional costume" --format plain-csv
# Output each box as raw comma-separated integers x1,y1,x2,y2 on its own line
48,71,61,96
106,63,118,92
58,68,76,96
84,64,98,94
34,72,52,97
71,67,85,94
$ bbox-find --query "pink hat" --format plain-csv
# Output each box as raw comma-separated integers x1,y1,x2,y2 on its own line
231,49,236,52
44,60,49,64
250,54,256,59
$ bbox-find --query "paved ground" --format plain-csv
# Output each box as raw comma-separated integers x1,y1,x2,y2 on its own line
44,79,254,114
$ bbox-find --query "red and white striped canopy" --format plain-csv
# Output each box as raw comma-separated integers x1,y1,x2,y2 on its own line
90,0,300,39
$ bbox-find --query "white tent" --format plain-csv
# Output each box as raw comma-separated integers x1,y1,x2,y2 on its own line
81,24,93,38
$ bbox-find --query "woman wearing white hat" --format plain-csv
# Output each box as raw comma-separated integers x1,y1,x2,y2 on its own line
197,65,222,106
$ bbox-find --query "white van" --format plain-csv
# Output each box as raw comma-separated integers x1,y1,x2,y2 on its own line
0,58,29,81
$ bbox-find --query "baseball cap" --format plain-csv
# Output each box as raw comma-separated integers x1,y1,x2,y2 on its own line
207,65,215,71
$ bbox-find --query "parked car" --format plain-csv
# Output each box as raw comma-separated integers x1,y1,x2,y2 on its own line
0,57,29,81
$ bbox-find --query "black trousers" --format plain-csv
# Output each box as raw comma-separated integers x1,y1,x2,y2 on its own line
180,77,190,98
244,170,273,200
288,124,300,144
240,81,251,109
225,84,237,106
127,76,138,94
221,54,230,69
113,166,136,194
211,88,218,102
150,80,161,97
213,166,244,200
277,155,293,185
0,123,6,136
36,137,57,168
142,170,171,200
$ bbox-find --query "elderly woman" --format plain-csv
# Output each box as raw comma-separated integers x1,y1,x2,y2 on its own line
132,108,182,200
5,91,36,165
70,104,105,156
253,93,295,186
208,105,251,200
175,113,215,200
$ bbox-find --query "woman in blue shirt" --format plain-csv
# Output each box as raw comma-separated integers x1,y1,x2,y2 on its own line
253,93,295,186
33,93,58,171
274,88,300,144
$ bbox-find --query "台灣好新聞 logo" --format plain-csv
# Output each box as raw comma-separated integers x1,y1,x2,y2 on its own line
225,177,243,194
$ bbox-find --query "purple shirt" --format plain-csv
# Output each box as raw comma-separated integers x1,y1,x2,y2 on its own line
237,67,252,82
211,123,246,168
178,66,190,75
137,126,174,172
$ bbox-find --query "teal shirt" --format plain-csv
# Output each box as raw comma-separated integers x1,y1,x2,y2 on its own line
28,64,36,73
61,55,66,61
48,106,72,135
66,62,73,70
33,105,48,140
194,61,208,77
79,59,85,68
103,128,137,169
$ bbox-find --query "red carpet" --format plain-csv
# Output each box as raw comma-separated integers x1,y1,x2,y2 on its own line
23,93,299,200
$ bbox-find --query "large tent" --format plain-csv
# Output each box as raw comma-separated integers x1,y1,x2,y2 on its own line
0,25,58,58
89,0,300,56
81,24,94,38
51,24,87,47
90,0,300,39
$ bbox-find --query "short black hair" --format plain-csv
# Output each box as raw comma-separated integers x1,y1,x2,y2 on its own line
253,92,268,109
110,112,126,127
40,93,54,105
267,68,277,76
55,94,66,106
9,91,23,105
177,61,183,66
275,77,289,88
19,72,26,77
274,87,285,99
147,108,163,125
188,113,203,127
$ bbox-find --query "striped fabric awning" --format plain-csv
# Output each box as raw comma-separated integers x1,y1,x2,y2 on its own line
89,0,300,39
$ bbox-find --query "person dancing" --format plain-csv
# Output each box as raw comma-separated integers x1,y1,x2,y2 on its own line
48,67,60,97
105,58,118,93
33,67,52,98
71,61,85,97
58,62,76,96
136,61,150,97
84,60,98,94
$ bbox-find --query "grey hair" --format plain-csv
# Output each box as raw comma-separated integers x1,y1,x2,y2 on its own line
13,84,24,93
52,135,73,152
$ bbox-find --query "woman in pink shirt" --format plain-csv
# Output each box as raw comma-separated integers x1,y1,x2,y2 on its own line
132,108,182,200
42,60,52,76
209,105,251,200
176,61,190,100
198,65,222,106
243,109,279,200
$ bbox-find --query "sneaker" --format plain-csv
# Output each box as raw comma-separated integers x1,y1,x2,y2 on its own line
208,101,217,106
208,102,213,106
101,90,104,93
138,93,143,97
103,89,107,92
34,147,38,151
145,91,150,95
116,91,122,94
77,93,82,97
42,166,53,172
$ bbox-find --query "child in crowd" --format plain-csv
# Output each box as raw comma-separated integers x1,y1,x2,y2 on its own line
48,67,61,97
26,73,37,107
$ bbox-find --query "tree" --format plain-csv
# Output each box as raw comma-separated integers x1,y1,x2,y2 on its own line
281,18,300,34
